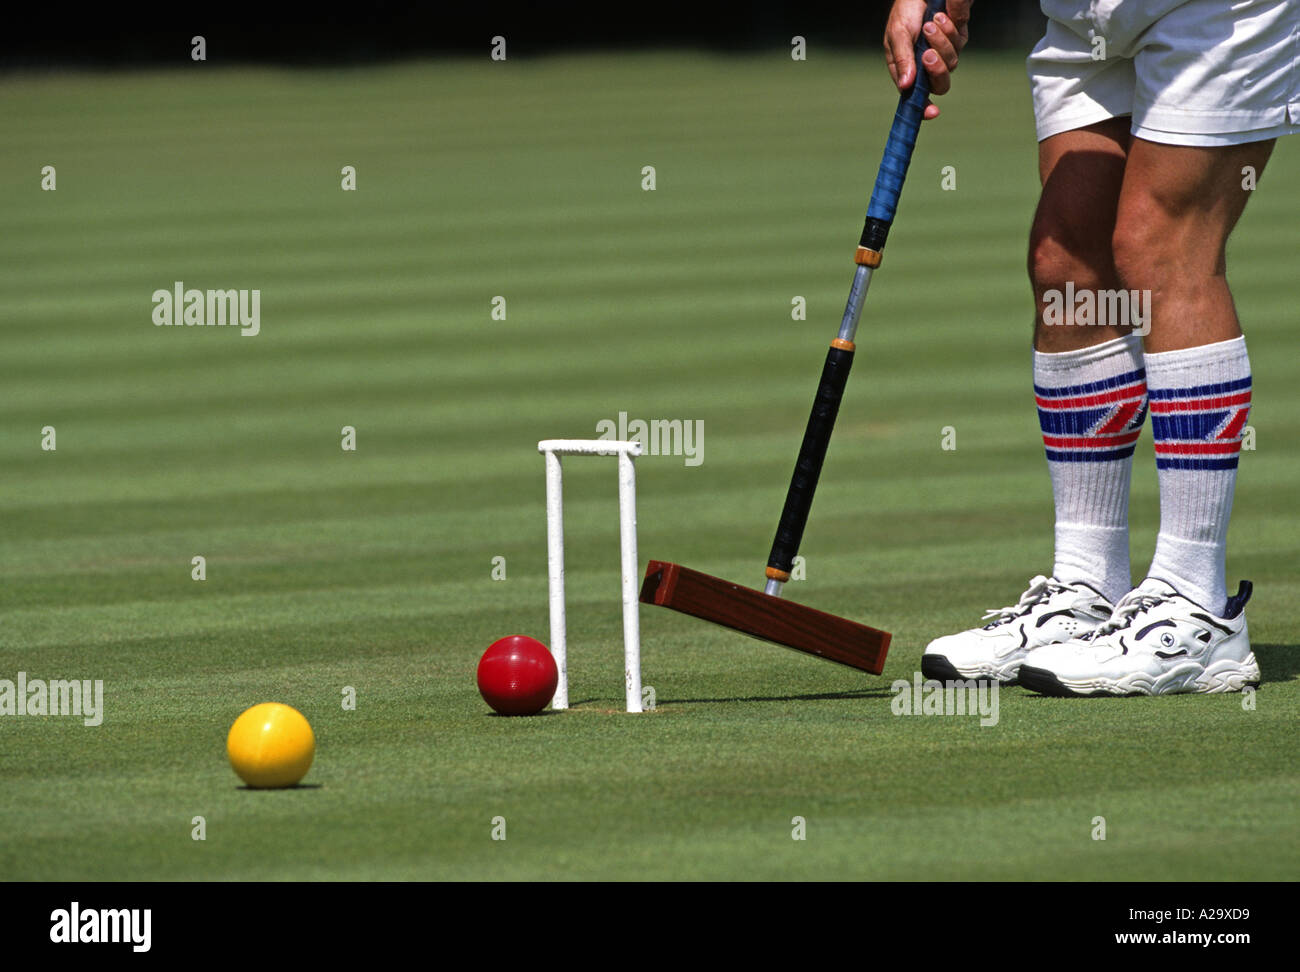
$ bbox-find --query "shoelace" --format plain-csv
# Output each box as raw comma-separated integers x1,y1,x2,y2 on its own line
1083,591,1171,640
980,575,1068,629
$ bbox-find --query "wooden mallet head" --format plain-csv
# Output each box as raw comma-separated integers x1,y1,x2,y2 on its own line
639,561,890,675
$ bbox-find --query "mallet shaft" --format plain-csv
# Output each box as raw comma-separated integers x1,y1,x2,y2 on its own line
763,0,944,594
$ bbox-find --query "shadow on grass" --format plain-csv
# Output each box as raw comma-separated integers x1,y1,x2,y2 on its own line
1253,645,1299,685
660,689,894,704
237,783,323,791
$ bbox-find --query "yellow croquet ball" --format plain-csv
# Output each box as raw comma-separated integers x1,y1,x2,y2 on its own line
226,702,315,788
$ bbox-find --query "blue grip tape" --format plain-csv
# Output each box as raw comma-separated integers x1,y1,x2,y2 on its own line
866,0,945,225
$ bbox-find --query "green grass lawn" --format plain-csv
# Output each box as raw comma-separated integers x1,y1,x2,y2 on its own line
1,52,1296,881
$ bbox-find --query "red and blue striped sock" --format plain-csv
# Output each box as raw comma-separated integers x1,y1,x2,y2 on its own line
1145,336,1251,614
1034,334,1147,603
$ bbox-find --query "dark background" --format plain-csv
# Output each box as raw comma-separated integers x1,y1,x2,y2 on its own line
3,1,1046,68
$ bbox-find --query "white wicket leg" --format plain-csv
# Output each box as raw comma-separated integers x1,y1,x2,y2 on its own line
618,450,643,713
544,450,568,710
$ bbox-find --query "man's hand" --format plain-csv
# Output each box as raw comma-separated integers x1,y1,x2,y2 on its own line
884,0,971,120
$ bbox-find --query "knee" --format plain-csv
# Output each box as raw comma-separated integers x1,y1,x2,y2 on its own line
1028,230,1071,293
1029,210,1125,350
1110,201,1167,292
1028,224,1111,295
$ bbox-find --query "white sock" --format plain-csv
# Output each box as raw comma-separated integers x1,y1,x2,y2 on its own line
1034,334,1147,603
1145,336,1251,614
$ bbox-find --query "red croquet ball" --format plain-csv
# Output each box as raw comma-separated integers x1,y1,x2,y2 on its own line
477,635,558,715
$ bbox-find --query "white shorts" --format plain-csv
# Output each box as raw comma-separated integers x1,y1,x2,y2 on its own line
1028,0,1300,145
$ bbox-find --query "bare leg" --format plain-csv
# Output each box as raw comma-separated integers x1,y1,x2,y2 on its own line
1112,138,1274,351
1030,118,1131,351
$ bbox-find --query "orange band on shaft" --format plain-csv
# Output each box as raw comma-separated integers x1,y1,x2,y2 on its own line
765,567,790,582
855,246,882,268
830,338,855,352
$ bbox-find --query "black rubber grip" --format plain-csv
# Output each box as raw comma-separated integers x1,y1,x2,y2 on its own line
858,216,891,253
767,346,855,575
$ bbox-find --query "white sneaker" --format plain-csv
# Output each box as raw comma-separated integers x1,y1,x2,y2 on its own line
921,575,1113,683
1019,578,1260,697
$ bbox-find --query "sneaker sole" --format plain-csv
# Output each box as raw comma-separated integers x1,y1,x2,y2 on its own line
1018,665,1110,697
1019,655,1262,698
920,654,1019,685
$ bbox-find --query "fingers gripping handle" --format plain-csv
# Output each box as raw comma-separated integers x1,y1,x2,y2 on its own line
861,0,945,251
